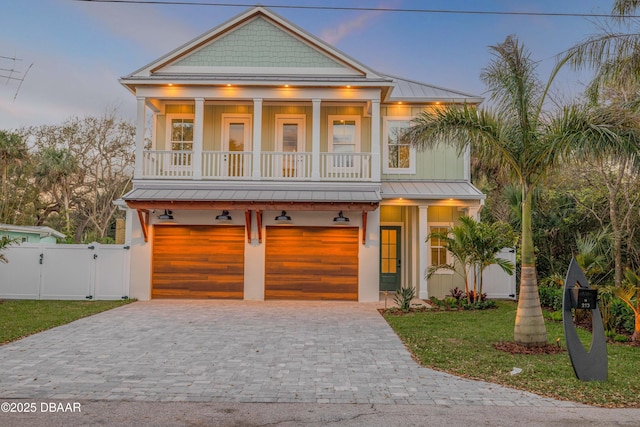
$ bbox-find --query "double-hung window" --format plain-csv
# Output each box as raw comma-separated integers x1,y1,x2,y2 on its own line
383,117,415,174
429,224,453,274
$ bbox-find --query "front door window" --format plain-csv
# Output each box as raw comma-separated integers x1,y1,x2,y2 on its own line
380,226,401,291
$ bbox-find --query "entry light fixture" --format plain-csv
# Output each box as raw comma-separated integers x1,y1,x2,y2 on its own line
158,209,173,220
275,210,291,221
333,211,350,223
215,210,232,221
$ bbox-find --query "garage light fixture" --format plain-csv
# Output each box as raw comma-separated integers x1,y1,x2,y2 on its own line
215,210,232,221
158,209,173,220
333,211,349,223
275,210,291,221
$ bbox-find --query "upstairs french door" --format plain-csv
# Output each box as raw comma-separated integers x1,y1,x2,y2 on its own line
222,114,252,177
275,115,305,178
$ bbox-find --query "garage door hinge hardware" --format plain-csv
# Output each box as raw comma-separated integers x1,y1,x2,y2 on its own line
93,254,98,259
88,245,95,250
39,253,43,264
85,295,93,300
123,245,130,250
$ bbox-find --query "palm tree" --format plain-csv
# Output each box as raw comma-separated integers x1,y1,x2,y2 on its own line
0,131,28,222
564,0,640,101
618,268,640,341
34,147,80,236
427,217,476,301
474,220,516,298
404,35,640,346
427,216,514,302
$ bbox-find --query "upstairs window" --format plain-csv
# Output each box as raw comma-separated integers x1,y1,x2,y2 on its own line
383,117,415,174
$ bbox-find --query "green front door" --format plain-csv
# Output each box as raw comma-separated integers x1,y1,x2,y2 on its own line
380,226,401,291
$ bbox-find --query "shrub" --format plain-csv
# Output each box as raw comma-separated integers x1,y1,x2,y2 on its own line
614,334,630,343
449,287,465,302
394,286,416,312
538,285,563,311
461,300,497,310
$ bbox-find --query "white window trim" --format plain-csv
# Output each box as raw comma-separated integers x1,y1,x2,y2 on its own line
165,113,194,151
221,114,253,152
328,115,361,172
328,115,361,153
429,222,454,275
275,114,306,152
383,116,416,174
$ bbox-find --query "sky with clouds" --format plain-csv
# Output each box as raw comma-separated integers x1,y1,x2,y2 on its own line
0,0,616,130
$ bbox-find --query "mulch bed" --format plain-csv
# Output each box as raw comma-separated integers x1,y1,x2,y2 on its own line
493,341,566,354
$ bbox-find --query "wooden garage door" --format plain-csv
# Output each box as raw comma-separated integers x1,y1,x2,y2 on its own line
152,225,244,299
265,227,358,300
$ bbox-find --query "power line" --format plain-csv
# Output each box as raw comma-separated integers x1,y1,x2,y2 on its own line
73,0,636,19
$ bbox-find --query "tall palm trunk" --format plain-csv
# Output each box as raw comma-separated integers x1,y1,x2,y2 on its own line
514,187,547,346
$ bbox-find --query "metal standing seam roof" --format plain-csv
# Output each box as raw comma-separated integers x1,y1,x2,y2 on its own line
381,181,485,200
382,74,483,103
123,186,382,203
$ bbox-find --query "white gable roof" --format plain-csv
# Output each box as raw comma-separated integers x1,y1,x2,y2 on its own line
120,6,481,105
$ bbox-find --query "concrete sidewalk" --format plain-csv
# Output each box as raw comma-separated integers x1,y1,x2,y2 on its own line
0,300,578,407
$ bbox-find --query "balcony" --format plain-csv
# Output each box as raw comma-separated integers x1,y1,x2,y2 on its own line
141,150,372,181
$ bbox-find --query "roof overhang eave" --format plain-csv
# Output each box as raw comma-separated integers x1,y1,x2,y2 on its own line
385,97,484,105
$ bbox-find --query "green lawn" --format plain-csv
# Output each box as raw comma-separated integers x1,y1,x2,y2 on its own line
383,301,639,407
0,299,133,344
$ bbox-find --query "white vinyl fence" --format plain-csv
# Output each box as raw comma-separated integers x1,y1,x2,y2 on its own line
482,248,517,300
0,243,130,300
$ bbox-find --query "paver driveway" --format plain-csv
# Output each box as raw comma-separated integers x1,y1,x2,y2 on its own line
0,300,579,406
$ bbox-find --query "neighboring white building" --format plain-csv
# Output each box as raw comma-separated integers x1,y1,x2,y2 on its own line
120,6,485,302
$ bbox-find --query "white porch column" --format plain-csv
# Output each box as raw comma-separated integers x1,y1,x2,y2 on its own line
467,206,481,221
464,143,471,181
134,96,146,179
193,97,204,180
252,98,263,179
311,98,321,180
370,99,381,181
418,205,429,299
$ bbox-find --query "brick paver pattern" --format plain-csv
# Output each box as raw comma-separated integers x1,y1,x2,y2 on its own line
0,301,581,406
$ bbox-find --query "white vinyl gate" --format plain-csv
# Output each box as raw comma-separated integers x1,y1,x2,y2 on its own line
0,243,130,300
482,248,517,300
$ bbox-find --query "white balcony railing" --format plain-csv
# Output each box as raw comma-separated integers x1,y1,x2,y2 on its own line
261,152,312,180
142,150,193,178
320,152,371,181
141,150,372,181
202,151,253,179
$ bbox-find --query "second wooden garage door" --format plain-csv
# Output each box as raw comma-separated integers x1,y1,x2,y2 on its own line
265,227,358,300
152,225,244,299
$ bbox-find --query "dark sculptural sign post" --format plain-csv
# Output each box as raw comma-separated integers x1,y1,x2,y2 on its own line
562,258,607,381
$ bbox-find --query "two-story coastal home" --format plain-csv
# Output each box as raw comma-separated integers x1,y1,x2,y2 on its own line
120,6,485,302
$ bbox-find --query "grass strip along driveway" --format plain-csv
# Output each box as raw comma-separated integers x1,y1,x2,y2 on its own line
0,299,132,345
383,301,639,408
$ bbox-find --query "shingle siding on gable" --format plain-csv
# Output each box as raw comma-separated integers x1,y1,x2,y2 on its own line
174,17,342,69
